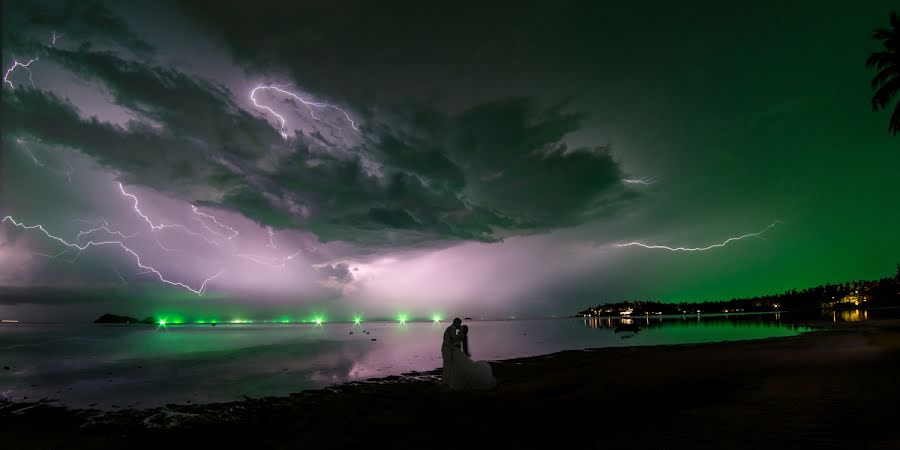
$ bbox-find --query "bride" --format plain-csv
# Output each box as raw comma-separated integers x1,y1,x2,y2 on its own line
447,325,496,390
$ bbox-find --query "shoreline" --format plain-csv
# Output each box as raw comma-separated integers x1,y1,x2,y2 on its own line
3,318,899,448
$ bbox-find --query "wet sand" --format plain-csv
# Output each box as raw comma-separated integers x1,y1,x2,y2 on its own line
2,319,899,449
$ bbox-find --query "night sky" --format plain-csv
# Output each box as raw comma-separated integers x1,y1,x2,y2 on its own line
2,0,898,321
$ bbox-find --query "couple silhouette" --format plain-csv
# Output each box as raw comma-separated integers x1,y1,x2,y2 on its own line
441,318,496,390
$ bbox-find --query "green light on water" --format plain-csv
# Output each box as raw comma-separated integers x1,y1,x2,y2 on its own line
432,314,442,323
314,316,324,326
158,319,167,326
353,316,362,325
397,313,408,324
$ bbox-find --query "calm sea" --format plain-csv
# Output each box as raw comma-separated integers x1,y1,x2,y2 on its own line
0,313,814,409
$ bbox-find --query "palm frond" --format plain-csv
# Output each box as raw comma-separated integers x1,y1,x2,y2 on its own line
872,12,900,51
866,51,898,70
871,66,900,89
871,76,900,111
869,12,900,136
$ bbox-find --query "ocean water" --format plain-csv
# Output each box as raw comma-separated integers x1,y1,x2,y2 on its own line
0,314,809,409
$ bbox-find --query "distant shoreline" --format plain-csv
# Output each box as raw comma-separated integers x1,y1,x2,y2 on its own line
6,308,893,326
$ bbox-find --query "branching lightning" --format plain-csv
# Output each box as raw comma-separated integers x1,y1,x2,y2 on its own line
250,85,359,138
191,206,239,239
3,56,39,89
76,218,141,241
616,221,781,252
2,215,223,294
117,183,220,247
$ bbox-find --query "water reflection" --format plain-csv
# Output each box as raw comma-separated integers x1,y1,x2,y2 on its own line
1,315,810,409
582,312,795,332
830,309,868,322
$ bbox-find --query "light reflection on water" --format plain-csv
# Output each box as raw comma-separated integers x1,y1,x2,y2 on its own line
832,309,868,322
0,314,810,409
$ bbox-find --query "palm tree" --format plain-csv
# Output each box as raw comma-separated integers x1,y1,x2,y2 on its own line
867,11,900,135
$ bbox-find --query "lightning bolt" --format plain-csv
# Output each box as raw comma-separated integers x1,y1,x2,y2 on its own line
15,138,76,182
113,267,127,285
51,31,64,46
191,206,239,239
265,226,276,248
616,221,781,252
152,235,183,252
76,219,141,241
235,247,315,269
117,183,220,247
15,137,43,166
250,85,359,138
2,215,223,294
623,176,656,185
3,56,39,89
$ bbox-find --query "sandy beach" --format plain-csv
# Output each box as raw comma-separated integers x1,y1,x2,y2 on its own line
2,318,899,450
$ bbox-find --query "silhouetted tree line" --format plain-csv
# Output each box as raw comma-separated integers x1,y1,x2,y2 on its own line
577,264,900,317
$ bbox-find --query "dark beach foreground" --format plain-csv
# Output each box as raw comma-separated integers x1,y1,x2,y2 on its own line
2,319,899,450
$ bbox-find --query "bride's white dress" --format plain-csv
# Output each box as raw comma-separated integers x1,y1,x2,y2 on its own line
446,346,496,390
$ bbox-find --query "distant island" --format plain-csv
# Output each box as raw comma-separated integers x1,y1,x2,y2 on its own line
94,313,156,324
577,264,900,317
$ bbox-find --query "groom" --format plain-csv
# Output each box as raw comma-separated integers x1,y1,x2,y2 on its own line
441,318,463,385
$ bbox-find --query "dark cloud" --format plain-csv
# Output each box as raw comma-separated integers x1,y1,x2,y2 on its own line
2,0,153,55
315,263,353,284
175,0,610,109
3,0,899,313
3,3,632,249
3,74,630,248
263,98,631,244
443,99,627,225
3,88,214,192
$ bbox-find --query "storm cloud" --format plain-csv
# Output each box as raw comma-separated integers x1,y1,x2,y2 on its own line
3,28,632,246
2,0,898,320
